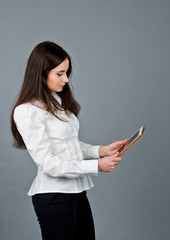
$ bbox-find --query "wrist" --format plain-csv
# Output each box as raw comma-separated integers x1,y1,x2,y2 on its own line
98,159,102,171
99,146,107,157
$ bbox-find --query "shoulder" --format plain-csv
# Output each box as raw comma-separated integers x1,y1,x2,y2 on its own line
14,102,46,122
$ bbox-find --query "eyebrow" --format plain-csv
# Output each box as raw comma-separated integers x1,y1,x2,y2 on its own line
57,70,65,73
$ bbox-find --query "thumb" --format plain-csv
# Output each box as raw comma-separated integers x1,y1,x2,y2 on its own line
113,151,120,157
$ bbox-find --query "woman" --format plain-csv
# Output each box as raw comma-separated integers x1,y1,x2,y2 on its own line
11,41,127,240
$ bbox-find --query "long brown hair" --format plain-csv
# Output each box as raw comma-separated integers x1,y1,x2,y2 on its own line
11,41,81,149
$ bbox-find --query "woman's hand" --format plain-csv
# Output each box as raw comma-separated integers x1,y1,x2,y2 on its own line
98,152,122,172
99,139,128,157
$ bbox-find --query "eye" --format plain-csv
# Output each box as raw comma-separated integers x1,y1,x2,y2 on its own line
57,73,63,77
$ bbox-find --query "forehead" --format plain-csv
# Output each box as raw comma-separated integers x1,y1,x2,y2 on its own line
53,58,69,71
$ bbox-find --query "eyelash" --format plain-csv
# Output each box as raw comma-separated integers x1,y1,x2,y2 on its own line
57,73,63,77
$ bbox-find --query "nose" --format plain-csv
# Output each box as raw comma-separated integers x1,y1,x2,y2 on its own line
63,75,69,83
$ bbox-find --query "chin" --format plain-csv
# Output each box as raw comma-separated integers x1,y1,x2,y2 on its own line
56,89,63,92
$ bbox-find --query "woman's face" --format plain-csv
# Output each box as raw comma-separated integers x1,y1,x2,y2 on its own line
47,58,69,92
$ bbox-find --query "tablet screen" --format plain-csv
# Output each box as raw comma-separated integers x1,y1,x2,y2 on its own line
118,130,140,153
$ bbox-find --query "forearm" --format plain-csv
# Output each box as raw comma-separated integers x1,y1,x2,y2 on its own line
79,141,100,159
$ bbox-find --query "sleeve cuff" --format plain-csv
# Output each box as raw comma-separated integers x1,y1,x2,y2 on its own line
86,145,100,159
80,160,98,177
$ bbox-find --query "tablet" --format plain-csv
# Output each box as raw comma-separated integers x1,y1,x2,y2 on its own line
118,126,145,157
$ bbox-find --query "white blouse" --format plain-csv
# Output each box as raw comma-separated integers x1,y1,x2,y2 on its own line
14,92,100,196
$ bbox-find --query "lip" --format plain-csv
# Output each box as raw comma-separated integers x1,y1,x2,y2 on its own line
60,85,65,87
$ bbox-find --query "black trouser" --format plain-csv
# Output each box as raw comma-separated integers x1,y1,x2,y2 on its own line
32,191,95,240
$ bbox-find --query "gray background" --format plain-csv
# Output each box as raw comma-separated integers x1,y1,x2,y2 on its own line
0,0,170,239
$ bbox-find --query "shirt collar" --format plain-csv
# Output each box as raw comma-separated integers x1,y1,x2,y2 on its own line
51,91,62,105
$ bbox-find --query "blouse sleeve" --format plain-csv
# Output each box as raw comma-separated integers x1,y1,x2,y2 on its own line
79,141,100,159
14,104,98,179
